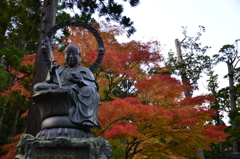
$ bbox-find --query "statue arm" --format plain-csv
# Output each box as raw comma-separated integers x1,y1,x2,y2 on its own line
80,69,99,90
68,72,86,87
67,67,98,89
48,61,59,81
45,72,54,83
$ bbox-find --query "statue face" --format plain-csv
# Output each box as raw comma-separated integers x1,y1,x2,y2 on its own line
64,45,80,67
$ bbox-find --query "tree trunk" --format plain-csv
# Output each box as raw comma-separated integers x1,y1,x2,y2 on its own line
175,39,192,97
9,109,20,138
175,39,205,159
175,39,183,63
26,0,57,136
227,62,238,153
0,106,6,134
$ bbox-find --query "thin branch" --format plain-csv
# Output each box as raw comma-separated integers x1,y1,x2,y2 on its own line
96,115,132,136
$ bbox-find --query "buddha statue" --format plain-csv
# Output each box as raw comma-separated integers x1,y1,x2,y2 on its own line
32,45,101,139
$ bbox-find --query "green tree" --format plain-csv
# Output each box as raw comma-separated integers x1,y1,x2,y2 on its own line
0,0,41,97
212,40,240,154
0,1,41,155
207,71,229,126
204,71,232,159
0,53,35,156
0,0,41,51
0,47,25,154
164,26,214,159
165,26,211,96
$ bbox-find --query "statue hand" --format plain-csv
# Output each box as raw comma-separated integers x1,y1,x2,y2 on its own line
50,60,59,74
68,72,81,84
45,60,59,83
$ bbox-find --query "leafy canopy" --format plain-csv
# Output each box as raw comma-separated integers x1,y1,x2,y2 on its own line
51,22,229,159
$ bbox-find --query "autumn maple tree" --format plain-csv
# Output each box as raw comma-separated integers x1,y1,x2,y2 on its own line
49,22,229,159
1,21,229,158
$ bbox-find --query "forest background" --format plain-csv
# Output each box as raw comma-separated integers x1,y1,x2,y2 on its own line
0,0,239,159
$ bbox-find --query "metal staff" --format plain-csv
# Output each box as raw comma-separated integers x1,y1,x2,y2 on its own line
45,37,62,88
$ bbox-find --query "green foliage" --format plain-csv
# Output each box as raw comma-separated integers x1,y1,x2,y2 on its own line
0,91,28,156
228,108,240,121
0,46,24,68
57,0,139,37
165,26,212,90
207,71,229,125
0,0,39,152
0,65,10,91
212,40,240,81
0,0,41,52
212,39,240,153
56,11,93,24
204,139,232,159
56,12,72,23
204,71,233,158
165,26,239,158
206,39,240,156
111,79,136,99
0,46,25,94
108,139,126,159
228,107,240,142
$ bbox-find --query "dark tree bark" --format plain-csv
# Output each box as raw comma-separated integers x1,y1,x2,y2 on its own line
227,62,239,153
10,109,20,138
26,0,57,136
0,106,6,134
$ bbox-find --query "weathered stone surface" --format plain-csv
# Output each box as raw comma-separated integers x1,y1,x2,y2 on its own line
32,148,88,159
15,134,111,159
231,153,240,159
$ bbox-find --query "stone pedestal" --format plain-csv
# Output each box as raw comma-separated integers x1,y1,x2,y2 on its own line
231,153,240,159
15,134,111,159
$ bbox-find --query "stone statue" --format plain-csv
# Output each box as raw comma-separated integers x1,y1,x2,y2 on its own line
15,21,111,159
32,45,101,139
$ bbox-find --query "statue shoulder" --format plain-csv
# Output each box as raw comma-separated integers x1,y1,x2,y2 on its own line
78,66,95,80
76,66,92,74
79,66,91,72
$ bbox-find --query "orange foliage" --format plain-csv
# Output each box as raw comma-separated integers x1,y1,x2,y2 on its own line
135,74,190,107
0,133,24,159
96,98,229,158
20,109,29,118
48,22,229,158
8,54,35,101
0,90,11,96
104,124,141,139
21,54,36,66
0,54,34,158
1,22,227,159
97,96,229,158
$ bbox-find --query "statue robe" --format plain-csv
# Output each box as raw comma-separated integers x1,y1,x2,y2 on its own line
45,65,101,129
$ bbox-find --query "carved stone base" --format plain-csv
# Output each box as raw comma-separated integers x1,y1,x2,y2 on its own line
15,134,111,159
231,153,240,158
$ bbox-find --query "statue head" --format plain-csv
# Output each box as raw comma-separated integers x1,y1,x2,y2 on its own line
64,45,80,67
